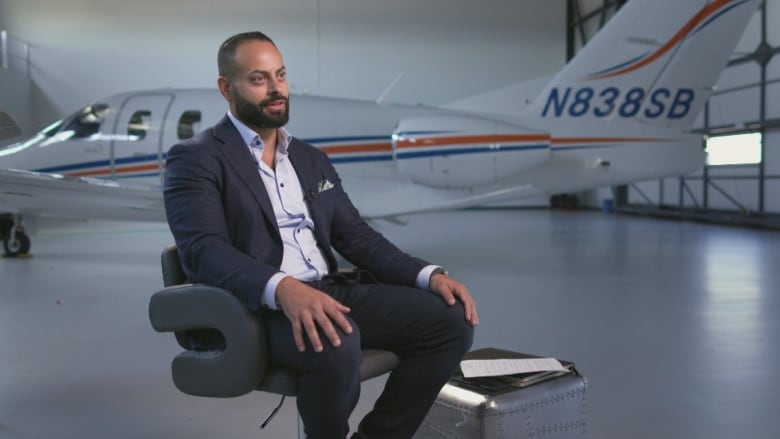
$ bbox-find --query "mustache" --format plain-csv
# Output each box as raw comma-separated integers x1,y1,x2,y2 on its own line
260,93,288,107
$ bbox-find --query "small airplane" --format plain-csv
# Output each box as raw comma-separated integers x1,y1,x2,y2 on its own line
0,0,760,256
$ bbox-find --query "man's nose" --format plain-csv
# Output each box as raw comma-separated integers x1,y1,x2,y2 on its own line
267,77,281,93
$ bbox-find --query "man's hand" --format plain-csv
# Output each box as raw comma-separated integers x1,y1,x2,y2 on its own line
429,273,479,327
275,277,353,352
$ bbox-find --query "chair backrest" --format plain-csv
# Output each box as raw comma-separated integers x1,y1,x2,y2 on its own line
159,244,226,350
161,244,186,286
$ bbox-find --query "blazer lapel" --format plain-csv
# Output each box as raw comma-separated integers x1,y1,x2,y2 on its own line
212,116,279,231
287,138,338,271
287,139,317,194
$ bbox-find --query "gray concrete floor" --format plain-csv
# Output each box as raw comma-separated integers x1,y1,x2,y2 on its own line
1,209,778,438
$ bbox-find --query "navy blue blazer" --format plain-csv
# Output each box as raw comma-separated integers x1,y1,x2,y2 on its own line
163,116,429,311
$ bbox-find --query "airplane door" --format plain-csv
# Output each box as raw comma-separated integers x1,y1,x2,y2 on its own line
110,93,173,182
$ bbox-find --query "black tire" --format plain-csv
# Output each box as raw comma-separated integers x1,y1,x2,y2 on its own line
3,230,31,257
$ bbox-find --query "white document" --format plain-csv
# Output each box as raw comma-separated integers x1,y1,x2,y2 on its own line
460,358,567,378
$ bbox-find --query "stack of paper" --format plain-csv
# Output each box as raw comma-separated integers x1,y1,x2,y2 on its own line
460,358,568,378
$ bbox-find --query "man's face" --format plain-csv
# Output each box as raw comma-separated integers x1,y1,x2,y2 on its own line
221,40,290,131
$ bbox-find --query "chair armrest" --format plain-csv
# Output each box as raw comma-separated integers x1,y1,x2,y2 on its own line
149,284,268,397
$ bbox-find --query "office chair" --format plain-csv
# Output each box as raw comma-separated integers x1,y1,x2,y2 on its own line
148,244,400,436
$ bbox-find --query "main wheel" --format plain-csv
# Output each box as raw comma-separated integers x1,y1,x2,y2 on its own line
3,230,31,257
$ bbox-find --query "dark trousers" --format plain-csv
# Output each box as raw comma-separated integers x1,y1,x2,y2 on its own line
263,275,474,439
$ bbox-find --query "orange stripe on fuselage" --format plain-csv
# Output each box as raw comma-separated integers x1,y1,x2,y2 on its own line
395,134,550,149
318,142,392,155
66,163,160,177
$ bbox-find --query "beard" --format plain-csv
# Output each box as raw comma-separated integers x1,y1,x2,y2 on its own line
232,89,290,131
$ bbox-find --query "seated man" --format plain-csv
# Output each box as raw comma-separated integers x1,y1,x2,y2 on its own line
163,31,478,439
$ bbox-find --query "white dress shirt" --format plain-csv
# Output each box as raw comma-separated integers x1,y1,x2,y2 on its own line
227,112,440,309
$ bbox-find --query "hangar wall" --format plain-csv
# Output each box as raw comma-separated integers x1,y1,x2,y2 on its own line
0,0,565,133
0,68,31,138
0,33,60,141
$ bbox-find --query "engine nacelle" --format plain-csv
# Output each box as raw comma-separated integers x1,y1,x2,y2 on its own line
392,115,550,189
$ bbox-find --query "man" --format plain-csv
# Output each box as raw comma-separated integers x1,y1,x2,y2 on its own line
163,31,478,439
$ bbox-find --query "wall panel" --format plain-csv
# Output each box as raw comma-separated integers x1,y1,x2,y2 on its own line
764,129,780,174
0,0,565,122
706,88,761,128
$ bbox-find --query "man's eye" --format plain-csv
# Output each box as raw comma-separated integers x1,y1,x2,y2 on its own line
278,71,287,80
251,76,266,84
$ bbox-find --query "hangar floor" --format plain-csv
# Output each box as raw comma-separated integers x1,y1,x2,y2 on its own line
1,209,778,439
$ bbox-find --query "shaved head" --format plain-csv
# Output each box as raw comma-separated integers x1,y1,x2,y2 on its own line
217,31,277,80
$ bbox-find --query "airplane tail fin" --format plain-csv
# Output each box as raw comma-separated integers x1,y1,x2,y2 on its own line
522,0,760,132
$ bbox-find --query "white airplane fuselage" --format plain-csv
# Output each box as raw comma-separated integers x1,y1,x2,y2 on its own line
0,88,703,219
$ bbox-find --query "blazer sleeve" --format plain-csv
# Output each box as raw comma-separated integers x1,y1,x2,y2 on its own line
163,139,278,311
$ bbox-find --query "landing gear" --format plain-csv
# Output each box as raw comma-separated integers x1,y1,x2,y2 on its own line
1,214,31,257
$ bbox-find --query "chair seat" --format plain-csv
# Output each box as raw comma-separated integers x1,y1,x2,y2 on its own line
359,349,401,381
258,349,400,396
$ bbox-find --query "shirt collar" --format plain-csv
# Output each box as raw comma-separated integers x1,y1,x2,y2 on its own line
227,111,292,154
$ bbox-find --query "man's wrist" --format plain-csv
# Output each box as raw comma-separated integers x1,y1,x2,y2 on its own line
429,267,448,290
416,265,446,290
263,273,289,310
431,267,448,277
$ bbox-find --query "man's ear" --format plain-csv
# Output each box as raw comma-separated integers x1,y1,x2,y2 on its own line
217,76,232,101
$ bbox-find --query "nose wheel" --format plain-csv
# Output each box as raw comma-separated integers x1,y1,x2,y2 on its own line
1,214,31,258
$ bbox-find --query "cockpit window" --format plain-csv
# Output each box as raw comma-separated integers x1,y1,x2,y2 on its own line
41,120,64,137
177,110,202,140
61,103,109,138
128,110,151,140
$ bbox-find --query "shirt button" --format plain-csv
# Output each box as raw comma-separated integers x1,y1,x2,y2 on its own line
280,182,285,187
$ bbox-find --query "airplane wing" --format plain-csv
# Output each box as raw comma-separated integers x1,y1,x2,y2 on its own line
0,166,543,222
0,168,166,222
0,166,545,226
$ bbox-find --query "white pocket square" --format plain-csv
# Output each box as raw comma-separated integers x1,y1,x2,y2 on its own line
317,179,335,193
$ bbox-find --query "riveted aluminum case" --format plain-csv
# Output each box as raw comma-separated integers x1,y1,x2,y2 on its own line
413,373,588,438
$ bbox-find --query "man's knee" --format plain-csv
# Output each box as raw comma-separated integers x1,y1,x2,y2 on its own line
443,302,475,353
309,323,362,379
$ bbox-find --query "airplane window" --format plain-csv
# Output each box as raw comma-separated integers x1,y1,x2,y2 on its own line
41,120,64,137
128,110,151,140
61,103,109,138
177,110,202,140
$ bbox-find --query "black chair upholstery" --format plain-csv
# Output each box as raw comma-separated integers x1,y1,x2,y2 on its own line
149,244,400,399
